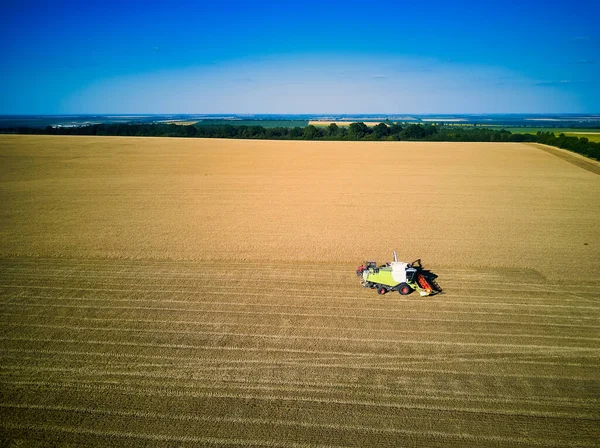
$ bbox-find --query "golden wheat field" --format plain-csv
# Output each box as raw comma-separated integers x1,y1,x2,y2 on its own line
1,135,599,447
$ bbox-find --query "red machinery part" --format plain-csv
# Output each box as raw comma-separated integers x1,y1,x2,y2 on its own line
416,273,433,293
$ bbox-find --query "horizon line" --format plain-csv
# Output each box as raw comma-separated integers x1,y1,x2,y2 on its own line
2,113,600,117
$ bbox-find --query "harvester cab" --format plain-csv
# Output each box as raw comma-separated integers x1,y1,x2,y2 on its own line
356,251,442,297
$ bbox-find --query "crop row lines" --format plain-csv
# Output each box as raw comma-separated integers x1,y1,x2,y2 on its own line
5,292,598,312
0,269,569,287
4,421,586,448
6,366,597,406
2,334,598,355
3,366,598,406
5,322,599,344
5,288,596,309
3,379,598,422
0,264,350,276
2,311,597,330
3,282,594,297
0,402,583,445
5,350,598,374
0,422,345,448
0,260,578,283
5,342,597,364
2,301,596,322
2,347,594,380
0,270,348,280
0,259,488,273
0,261,598,292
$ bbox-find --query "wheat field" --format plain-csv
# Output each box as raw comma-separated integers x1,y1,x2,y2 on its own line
1,135,599,447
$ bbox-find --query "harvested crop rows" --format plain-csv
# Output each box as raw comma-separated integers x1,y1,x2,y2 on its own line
1,136,599,447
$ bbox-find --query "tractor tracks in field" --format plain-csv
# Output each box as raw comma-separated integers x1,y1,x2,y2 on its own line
1,257,598,447
2,300,597,323
1,404,578,448
2,335,598,358
3,421,592,448
3,321,600,345
2,290,599,311
2,380,598,423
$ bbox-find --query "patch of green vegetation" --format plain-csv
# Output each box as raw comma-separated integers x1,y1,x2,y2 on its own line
483,127,600,142
196,119,308,128
566,133,600,142
483,127,600,134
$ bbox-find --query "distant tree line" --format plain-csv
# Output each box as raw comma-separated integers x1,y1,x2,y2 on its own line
1,122,598,161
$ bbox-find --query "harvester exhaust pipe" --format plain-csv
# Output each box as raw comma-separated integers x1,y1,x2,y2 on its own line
393,251,398,262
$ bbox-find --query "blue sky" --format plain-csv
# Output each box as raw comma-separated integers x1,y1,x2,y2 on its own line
2,0,599,114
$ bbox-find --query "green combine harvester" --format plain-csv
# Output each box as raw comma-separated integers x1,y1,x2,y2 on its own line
356,251,442,296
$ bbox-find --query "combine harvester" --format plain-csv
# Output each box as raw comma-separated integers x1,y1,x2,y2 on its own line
356,251,442,296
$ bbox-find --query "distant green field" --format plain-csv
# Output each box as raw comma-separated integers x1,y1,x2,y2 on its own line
566,133,600,142
495,127,600,134
195,119,308,128
491,127,600,142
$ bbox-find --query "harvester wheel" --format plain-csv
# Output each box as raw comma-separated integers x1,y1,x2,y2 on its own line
377,286,387,295
398,283,412,295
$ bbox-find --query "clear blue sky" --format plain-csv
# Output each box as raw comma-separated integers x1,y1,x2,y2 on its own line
2,0,599,114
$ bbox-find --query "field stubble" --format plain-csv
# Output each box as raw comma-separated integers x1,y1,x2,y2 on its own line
0,135,599,447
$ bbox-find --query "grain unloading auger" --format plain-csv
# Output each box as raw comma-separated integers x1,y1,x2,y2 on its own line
356,251,442,296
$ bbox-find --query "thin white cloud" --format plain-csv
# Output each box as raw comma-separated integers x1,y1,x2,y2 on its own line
534,80,585,86
63,54,585,114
